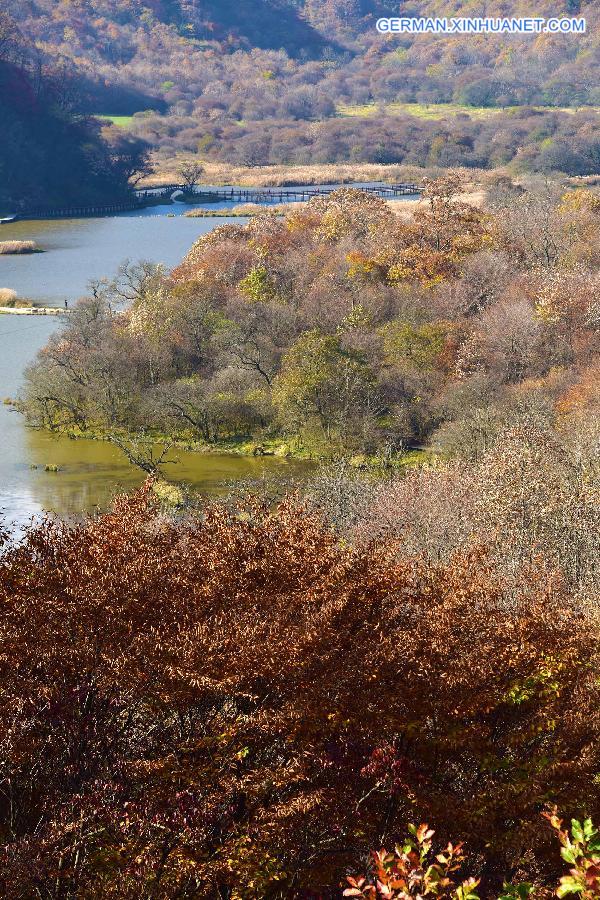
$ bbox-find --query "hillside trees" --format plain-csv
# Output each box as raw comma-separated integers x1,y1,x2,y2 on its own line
21,183,600,457
307,422,600,604
272,330,383,446
0,13,151,211
5,0,600,172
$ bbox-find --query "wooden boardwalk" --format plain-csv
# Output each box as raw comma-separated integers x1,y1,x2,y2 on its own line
135,183,421,204
18,200,144,220
9,182,420,223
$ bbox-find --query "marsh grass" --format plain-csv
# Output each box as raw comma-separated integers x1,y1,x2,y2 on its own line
94,114,134,128
185,203,291,217
337,101,600,120
0,240,38,254
337,101,503,120
1,299,33,309
141,159,439,189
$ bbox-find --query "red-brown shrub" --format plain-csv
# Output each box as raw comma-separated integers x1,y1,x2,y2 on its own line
0,484,598,897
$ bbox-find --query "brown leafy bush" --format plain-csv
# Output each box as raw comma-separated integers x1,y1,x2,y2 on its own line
0,484,599,897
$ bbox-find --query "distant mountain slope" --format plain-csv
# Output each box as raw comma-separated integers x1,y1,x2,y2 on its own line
183,0,336,54
10,0,598,94
314,0,597,115
5,0,600,175
6,0,337,59
0,13,149,211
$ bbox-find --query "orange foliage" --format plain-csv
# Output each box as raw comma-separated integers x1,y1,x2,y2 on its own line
555,363,600,420
0,485,599,896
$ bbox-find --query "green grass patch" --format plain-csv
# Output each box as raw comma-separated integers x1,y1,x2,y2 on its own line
337,102,600,120
338,102,504,120
94,114,135,128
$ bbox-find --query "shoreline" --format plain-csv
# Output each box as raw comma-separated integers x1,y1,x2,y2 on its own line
18,419,430,470
0,306,67,316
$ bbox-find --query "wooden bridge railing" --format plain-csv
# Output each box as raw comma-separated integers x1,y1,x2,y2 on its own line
20,200,145,220
14,183,421,223
134,183,421,204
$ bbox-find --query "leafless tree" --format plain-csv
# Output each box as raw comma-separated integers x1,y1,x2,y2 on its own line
108,433,177,475
177,161,204,192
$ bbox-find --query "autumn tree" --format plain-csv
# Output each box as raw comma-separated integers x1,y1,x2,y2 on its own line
272,328,383,447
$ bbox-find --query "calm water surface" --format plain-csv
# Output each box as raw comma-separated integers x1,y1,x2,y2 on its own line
0,206,312,530
0,203,239,304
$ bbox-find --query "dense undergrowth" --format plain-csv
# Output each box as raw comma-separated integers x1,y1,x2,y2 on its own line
0,482,599,896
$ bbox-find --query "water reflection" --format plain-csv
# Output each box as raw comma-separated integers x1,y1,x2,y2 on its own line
21,425,310,523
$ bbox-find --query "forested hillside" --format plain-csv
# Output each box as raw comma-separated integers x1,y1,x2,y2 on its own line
4,5,600,894
0,12,150,212
22,177,600,464
6,0,600,172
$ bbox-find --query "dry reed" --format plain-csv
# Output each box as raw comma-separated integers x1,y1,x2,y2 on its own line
0,240,38,254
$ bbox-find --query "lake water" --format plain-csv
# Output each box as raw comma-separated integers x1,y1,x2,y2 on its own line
0,202,239,304
0,204,313,531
